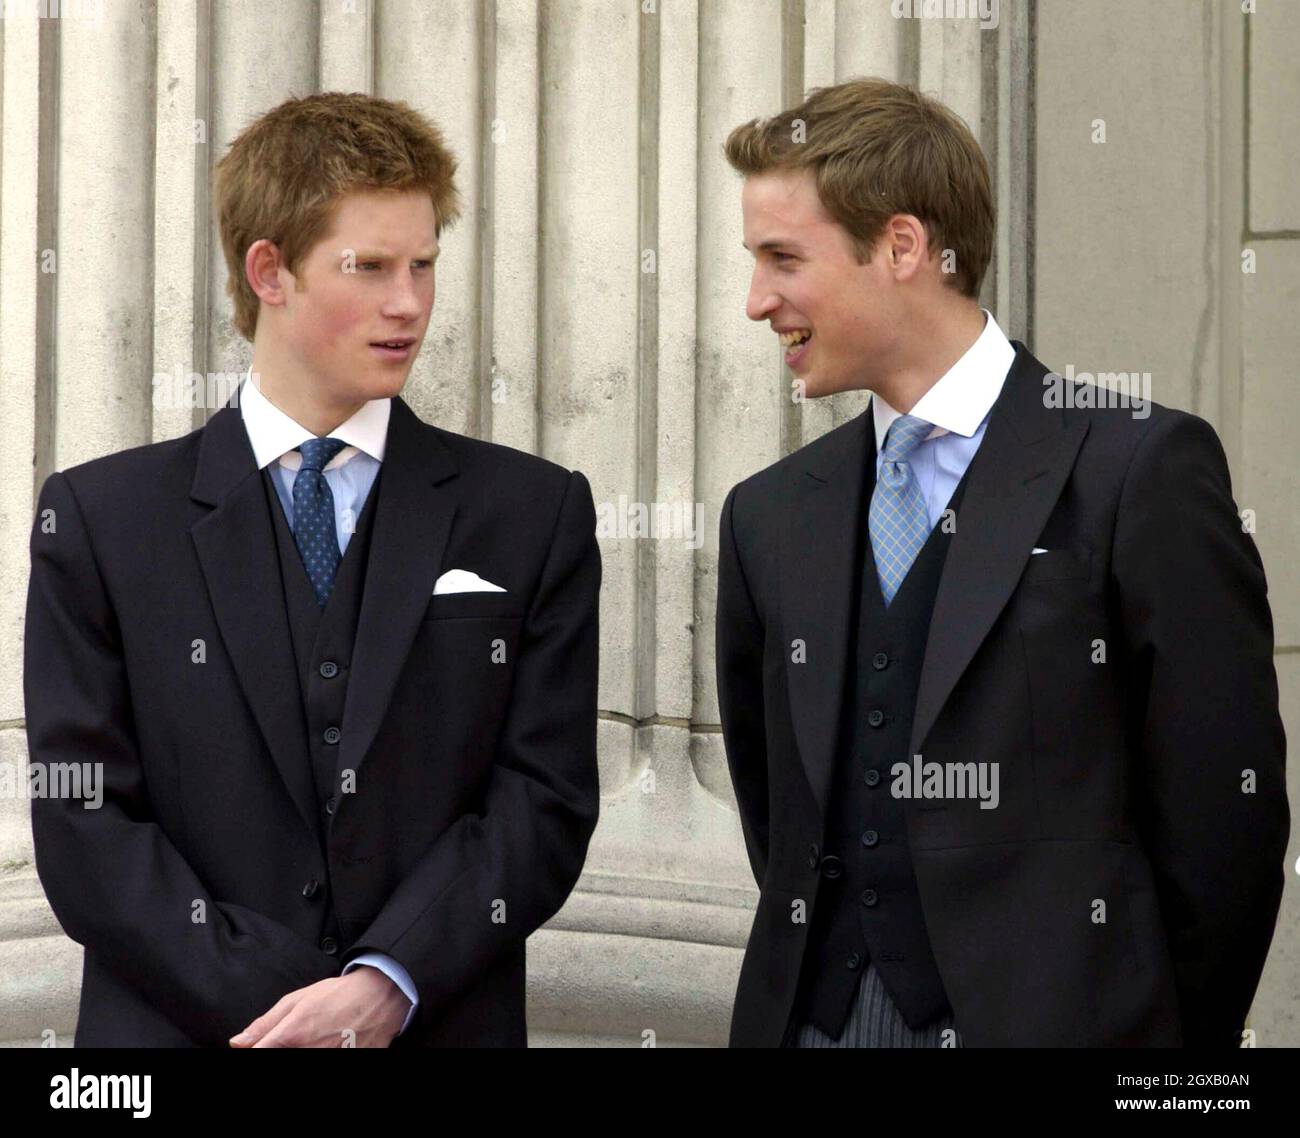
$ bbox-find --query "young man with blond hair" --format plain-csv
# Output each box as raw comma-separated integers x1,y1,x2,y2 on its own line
25,92,600,1047
716,77,1287,1048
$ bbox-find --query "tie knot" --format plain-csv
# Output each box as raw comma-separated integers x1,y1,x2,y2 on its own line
882,413,933,464
296,436,348,473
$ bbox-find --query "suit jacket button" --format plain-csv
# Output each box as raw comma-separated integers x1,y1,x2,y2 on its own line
861,829,879,848
846,952,862,971
872,652,889,670
807,843,820,870
319,661,339,678
861,888,879,907
867,709,885,728
323,726,341,745
864,768,881,787
820,854,843,879
324,796,336,816
301,879,320,900
320,937,338,955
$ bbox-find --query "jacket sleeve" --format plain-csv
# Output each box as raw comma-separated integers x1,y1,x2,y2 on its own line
339,468,601,1027
1111,410,1289,1048
715,483,771,888
24,470,341,1047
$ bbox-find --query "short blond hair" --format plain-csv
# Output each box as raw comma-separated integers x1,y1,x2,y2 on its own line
214,92,462,341
724,77,993,297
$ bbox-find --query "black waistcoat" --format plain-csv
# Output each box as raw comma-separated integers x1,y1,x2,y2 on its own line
795,461,972,1039
262,466,382,846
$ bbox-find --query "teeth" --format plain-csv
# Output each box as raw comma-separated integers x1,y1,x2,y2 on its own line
779,329,812,348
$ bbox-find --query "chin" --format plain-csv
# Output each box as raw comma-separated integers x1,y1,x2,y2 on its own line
795,373,837,401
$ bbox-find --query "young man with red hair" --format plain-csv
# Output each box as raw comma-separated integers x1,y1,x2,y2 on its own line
25,93,601,1048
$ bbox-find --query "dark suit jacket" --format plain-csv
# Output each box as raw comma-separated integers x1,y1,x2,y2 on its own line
716,343,1289,1047
24,392,600,1046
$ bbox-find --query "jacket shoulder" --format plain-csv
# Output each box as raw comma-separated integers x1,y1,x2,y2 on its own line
729,408,868,501
45,430,202,509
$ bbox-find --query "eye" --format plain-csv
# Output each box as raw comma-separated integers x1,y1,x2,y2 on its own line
358,262,381,271
412,260,433,270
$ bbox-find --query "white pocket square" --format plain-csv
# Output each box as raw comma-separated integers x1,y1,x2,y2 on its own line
432,569,507,595
1030,547,1048,555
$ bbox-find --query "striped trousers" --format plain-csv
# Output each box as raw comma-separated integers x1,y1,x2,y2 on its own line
786,960,963,1048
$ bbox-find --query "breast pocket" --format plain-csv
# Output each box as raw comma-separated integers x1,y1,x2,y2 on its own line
1019,546,1091,583
422,591,526,621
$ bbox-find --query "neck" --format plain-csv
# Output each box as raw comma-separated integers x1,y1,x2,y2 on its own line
248,343,365,437
872,301,987,414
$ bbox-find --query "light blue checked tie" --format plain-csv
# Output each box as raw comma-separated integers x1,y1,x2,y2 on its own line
869,413,934,606
291,436,349,607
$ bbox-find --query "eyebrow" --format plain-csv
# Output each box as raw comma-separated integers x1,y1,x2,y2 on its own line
354,248,440,259
742,240,802,254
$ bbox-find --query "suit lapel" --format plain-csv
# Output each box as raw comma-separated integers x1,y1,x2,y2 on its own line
780,344,1090,818
335,395,457,791
190,390,459,832
909,343,1090,756
190,396,318,836
780,412,873,820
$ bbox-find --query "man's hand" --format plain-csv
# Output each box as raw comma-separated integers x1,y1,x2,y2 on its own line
229,966,412,1048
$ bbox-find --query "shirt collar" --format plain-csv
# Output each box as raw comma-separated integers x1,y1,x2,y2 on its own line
238,365,390,471
871,309,1016,453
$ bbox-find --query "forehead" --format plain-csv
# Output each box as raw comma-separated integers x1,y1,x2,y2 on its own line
741,168,834,243
320,189,438,247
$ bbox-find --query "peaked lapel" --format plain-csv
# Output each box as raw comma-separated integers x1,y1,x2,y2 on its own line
908,343,1090,756
190,386,458,834
780,411,874,820
779,343,1089,820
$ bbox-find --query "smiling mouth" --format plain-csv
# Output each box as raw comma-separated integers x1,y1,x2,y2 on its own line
370,338,415,349
778,329,812,348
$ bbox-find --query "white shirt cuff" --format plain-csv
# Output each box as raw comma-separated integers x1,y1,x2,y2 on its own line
343,952,419,1036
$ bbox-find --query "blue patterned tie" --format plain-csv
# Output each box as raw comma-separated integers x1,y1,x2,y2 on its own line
869,413,934,606
291,436,348,607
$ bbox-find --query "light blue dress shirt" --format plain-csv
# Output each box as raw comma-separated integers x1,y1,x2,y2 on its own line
239,370,419,1037
870,309,1017,528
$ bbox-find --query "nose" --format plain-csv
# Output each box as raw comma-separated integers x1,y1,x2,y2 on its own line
381,265,429,321
745,263,779,323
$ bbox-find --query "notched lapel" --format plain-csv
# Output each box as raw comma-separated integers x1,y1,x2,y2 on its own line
909,346,1091,757
189,403,318,837
336,396,458,792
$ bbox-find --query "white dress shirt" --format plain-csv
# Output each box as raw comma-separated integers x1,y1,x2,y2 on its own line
238,368,418,1036
871,309,1017,528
